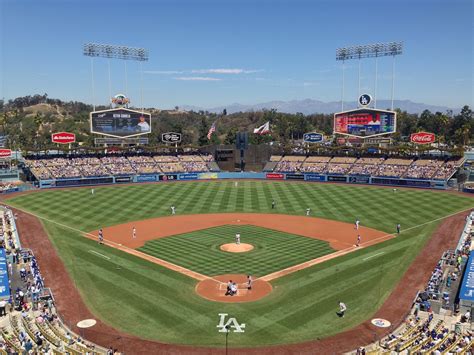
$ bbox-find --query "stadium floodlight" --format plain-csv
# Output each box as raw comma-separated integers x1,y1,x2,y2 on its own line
336,41,403,111
336,41,403,61
83,43,149,61
83,43,149,112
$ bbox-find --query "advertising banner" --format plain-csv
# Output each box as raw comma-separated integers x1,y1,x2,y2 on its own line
179,173,198,180
266,173,285,180
159,174,178,181
459,255,474,303
327,176,347,182
0,249,10,299
410,132,435,144
0,149,12,158
348,176,370,184
115,176,132,183
51,132,76,144
285,174,305,180
137,175,157,182
161,132,182,144
305,174,326,181
198,173,219,180
303,132,324,143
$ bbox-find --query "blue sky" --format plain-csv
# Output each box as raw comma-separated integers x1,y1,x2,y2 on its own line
1,0,472,109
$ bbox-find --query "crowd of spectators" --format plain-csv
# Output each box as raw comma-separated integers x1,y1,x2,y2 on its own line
25,154,215,179
272,155,462,180
380,315,472,354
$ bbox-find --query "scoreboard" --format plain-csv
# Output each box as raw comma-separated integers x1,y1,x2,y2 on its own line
334,108,396,138
90,108,151,138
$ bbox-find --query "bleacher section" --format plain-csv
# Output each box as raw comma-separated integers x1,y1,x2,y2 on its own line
269,155,464,181
25,154,217,180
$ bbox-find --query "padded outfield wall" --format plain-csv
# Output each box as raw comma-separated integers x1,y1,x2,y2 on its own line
36,171,448,189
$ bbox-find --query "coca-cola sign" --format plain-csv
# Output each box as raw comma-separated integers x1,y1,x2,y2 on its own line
410,132,435,144
51,132,76,144
0,149,11,158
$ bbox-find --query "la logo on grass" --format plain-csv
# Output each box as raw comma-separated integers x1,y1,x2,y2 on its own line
217,313,246,333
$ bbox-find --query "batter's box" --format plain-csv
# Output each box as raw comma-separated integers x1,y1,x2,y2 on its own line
218,282,249,296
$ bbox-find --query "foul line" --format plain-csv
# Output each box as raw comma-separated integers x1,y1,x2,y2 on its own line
258,206,474,282
7,203,474,285
363,252,385,261
88,250,111,260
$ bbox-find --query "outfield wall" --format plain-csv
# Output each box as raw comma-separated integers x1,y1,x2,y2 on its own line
36,172,448,190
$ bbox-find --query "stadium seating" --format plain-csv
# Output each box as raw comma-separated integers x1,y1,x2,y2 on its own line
271,155,462,181
0,206,108,354
25,154,217,180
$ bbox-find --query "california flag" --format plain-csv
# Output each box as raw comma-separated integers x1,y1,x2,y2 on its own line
253,121,270,135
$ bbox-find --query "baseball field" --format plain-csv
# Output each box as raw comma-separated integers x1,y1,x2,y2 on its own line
6,181,474,348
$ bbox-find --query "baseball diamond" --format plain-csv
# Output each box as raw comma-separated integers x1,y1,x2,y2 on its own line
5,180,474,352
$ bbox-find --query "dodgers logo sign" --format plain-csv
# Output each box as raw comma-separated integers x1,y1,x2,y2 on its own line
217,313,246,333
359,94,372,107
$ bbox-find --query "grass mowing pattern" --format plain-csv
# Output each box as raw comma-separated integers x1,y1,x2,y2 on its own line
138,225,335,276
7,181,474,347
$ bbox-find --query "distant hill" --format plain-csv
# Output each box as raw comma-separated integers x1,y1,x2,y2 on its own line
181,99,460,115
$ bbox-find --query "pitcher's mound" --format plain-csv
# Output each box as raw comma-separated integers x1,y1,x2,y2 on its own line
220,243,254,253
195,274,272,303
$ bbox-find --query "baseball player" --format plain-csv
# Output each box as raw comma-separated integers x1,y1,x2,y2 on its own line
356,234,361,247
247,275,253,290
235,233,241,245
306,208,311,216
396,223,401,234
171,205,176,215
355,219,360,230
91,188,95,195
272,199,276,209
98,229,104,245
132,227,136,239
338,301,347,317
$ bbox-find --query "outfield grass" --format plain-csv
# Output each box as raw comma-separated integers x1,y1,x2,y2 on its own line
7,181,474,347
138,224,335,276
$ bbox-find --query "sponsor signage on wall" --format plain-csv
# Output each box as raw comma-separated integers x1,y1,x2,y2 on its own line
0,149,12,158
115,176,132,183
52,132,76,144
327,176,347,182
266,173,285,180
159,174,178,181
349,176,370,184
305,174,326,181
410,132,435,144
285,174,305,180
137,175,157,182
179,173,198,180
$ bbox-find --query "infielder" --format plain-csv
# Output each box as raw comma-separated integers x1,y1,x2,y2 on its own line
247,275,253,290
132,227,136,239
171,206,176,215
306,208,311,216
98,229,104,245
355,219,360,230
396,223,401,234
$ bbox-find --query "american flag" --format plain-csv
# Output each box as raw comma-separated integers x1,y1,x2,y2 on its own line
207,121,217,140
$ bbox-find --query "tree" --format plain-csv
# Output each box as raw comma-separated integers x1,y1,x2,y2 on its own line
224,127,238,145
198,118,211,146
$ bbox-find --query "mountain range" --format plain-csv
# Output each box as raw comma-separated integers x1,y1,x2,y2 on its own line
181,99,460,115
